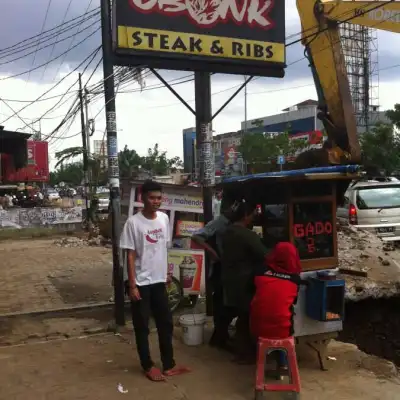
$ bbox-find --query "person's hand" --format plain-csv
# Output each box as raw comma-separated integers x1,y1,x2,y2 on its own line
166,274,173,285
129,285,141,301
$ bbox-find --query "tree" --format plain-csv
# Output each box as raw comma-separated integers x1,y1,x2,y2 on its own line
141,143,183,175
385,103,400,130
118,145,142,178
54,146,85,168
239,131,309,173
361,123,400,175
50,162,85,186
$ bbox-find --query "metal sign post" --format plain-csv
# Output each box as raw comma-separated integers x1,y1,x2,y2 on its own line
194,71,214,316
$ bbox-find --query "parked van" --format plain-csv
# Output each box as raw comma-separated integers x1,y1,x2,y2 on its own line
337,180,400,242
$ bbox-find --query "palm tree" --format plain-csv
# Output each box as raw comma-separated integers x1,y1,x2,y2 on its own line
54,146,85,168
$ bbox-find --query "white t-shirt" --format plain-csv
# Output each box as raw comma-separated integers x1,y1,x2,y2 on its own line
120,211,170,286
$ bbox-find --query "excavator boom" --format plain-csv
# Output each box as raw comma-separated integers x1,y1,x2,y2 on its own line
295,0,400,167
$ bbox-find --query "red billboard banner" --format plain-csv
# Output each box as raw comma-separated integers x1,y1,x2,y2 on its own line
1,141,49,182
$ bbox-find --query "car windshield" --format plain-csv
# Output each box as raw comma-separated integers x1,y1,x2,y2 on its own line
356,186,400,209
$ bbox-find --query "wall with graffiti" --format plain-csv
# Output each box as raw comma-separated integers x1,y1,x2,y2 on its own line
0,207,82,229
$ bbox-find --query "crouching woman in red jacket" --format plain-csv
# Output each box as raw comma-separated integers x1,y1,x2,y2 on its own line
250,242,303,372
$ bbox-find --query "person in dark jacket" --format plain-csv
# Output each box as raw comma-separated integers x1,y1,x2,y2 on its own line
221,199,268,363
191,205,236,350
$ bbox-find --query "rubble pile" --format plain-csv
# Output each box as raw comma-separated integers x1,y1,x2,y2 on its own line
337,221,400,301
53,237,87,248
337,221,400,366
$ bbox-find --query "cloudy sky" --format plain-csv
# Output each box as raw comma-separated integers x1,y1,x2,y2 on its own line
1,0,399,170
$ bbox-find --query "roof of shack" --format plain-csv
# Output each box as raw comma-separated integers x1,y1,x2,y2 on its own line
222,165,361,184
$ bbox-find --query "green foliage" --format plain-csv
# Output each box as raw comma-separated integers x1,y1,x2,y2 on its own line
118,145,142,178
385,103,400,130
141,143,183,176
51,143,183,185
54,146,85,168
239,131,309,173
361,123,400,175
50,162,85,186
359,103,400,175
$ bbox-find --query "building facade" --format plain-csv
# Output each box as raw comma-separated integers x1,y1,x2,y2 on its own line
182,127,196,174
213,131,244,177
241,99,391,136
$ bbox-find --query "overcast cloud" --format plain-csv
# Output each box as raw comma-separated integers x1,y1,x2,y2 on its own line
1,0,398,84
0,0,399,167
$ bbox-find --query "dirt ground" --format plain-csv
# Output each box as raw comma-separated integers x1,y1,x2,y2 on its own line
0,237,399,399
0,239,113,314
0,330,399,400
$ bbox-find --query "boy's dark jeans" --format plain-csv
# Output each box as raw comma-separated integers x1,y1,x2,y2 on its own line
129,282,175,371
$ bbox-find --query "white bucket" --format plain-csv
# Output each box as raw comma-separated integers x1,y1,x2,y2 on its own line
179,313,206,346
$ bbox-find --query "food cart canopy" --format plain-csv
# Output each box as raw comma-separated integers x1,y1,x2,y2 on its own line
222,165,361,184
221,165,361,206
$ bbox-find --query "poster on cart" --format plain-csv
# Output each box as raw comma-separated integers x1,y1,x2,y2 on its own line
175,220,204,237
168,249,204,295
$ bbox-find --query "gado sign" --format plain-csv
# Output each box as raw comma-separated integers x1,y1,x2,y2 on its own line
113,0,286,76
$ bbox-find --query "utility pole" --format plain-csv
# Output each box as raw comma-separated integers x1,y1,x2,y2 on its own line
79,73,90,214
84,89,91,157
244,75,248,134
194,71,214,316
101,0,125,326
84,88,92,190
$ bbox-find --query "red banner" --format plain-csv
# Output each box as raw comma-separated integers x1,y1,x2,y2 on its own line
1,141,49,182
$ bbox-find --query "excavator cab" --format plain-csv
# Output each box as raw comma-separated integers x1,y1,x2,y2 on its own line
295,0,400,168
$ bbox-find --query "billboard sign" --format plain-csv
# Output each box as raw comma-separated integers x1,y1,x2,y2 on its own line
1,141,49,182
113,0,286,76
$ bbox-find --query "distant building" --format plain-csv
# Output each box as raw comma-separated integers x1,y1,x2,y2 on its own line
93,140,107,168
241,99,391,135
182,127,196,175
213,131,244,177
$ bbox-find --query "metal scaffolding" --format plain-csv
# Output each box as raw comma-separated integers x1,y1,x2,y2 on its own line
340,23,379,133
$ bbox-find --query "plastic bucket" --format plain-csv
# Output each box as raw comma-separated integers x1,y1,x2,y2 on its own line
179,313,206,346
179,264,197,294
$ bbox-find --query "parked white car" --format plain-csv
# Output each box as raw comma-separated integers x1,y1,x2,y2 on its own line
47,189,60,201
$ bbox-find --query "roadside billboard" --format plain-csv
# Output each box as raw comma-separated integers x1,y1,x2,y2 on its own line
113,0,286,76
1,141,49,182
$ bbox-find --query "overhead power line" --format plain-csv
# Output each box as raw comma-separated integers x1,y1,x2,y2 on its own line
25,0,53,85
0,7,99,55
0,45,101,126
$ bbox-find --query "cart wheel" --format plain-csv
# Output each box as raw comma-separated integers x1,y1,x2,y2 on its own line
167,277,183,312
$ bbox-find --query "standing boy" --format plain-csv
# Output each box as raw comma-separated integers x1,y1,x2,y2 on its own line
120,180,190,382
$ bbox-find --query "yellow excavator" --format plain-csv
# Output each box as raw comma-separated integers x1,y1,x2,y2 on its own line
295,0,400,168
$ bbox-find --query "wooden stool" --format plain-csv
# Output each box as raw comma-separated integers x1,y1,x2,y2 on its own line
255,337,301,399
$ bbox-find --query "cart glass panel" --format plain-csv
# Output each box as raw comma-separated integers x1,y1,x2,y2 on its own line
293,202,334,259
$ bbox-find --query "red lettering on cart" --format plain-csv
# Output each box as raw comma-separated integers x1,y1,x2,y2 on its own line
307,237,316,253
293,221,333,238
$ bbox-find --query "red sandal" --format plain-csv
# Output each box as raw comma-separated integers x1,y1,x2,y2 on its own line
144,367,166,382
163,365,191,377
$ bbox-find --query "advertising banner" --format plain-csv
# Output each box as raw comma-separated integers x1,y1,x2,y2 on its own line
1,141,49,182
176,220,204,237
167,249,204,294
137,191,203,212
113,0,286,76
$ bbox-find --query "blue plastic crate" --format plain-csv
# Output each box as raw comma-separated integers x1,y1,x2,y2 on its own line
306,277,345,322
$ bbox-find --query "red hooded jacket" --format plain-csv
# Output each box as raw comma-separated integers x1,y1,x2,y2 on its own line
250,242,302,339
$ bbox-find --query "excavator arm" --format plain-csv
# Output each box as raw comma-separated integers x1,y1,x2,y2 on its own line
295,0,400,167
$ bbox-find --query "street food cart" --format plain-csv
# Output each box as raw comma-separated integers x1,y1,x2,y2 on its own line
121,180,206,310
221,165,361,370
